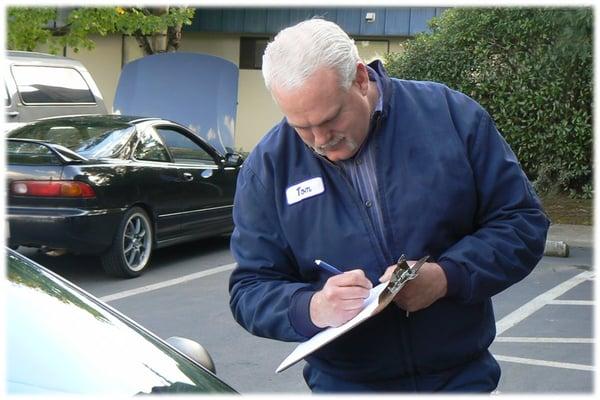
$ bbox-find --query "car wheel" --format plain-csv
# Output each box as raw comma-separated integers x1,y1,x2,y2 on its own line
101,206,153,278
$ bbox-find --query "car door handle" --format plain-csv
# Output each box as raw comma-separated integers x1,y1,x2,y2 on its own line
182,172,194,182
7,111,19,117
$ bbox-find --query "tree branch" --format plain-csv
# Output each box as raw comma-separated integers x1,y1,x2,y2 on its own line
167,24,182,52
134,31,153,55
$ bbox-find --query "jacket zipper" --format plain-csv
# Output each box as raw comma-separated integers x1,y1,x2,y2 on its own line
372,111,419,385
314,150,389,272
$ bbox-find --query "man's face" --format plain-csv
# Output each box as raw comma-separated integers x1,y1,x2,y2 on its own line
272,65,372,162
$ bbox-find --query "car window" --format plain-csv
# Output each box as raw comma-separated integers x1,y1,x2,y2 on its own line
7,141,61,165
4,84,11,106
135,128,170,162
74,126,137,158
156,128,217,166
9,119,136,159
11,65,96,104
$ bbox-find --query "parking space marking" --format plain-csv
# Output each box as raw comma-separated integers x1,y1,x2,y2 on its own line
494,355,594,372
100,262,237,302
495,271,594,335
495,337,594,344
548,299,594,306
493,270,594,374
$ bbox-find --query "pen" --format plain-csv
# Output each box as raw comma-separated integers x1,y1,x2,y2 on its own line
314,259,343,275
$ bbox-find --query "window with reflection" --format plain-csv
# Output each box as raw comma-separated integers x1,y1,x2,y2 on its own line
12,65,95,104
240,37,269,70
9,118,136,159
7,141,60,165
156,128,216,166
134,129,170,162
5,84,11,106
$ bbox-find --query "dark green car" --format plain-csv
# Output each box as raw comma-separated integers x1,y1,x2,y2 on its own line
6,248,237,395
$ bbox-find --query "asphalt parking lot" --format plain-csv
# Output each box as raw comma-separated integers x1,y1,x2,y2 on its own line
15,225,595,394
491,246,594,393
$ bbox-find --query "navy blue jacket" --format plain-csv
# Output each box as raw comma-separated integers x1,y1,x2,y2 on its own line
229,61,549,381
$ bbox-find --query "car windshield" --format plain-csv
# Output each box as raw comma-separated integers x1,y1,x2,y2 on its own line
8,119,136,159
6,250,236,395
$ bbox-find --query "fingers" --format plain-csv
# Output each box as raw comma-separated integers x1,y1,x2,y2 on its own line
329,268,373,290
322,270,371,306
393,290,417,312
311,268,373,328
391,262,448,313
320,285,370,308
378,265,396,282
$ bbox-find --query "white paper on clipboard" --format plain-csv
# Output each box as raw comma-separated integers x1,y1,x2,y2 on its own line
276,281,388,373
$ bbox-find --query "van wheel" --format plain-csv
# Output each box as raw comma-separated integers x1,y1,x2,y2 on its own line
102,207,153,278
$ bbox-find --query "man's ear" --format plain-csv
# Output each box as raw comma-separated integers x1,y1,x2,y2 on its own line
354,62,369,95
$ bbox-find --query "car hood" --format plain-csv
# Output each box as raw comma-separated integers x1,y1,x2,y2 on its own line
6,250,236,395
114,52,238,155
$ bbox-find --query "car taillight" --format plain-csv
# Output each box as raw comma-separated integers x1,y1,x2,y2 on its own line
11,180,96,198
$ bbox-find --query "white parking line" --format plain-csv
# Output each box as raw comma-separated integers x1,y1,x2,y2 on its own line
495,337,594,344
494,355,594,372
100,262,237,302
548,299,594,306
495,271,594,335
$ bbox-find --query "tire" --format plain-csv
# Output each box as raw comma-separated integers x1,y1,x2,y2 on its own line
101,206,153,278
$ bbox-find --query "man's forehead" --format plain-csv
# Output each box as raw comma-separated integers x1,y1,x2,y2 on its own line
286,101,343,130
273,73,346,128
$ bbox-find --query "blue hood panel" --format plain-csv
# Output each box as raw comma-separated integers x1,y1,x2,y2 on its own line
114,52,238,154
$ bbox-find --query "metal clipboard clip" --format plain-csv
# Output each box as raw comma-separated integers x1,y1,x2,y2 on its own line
375,254,430,314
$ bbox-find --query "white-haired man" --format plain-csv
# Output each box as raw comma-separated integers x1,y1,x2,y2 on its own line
229,18,549,392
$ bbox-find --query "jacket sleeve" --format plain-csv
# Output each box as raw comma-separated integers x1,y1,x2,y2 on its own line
228,164,320,342
438,108,550,304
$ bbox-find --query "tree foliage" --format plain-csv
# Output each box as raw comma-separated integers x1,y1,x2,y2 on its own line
7,6,195,55
385,8,592,198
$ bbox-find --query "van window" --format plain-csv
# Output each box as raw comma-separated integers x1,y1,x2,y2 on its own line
4,84,10,106
11,65,96,104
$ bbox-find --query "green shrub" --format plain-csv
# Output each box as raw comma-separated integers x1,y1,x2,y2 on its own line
385,8,592,198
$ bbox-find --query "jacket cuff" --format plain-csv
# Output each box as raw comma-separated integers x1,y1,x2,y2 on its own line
438,259,468,299
289,290,325,338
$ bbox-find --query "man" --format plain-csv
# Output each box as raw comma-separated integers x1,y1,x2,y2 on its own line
229,18,549,392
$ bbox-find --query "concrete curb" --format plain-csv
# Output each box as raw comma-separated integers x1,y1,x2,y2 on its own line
547,224,593,249
544,240,569,257
543,224,593,258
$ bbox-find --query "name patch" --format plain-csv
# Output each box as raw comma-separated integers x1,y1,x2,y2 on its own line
286,177,325,205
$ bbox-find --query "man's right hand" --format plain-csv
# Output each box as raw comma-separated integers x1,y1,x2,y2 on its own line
310,269,373,328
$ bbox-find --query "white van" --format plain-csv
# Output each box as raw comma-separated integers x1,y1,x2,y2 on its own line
4,51,107,132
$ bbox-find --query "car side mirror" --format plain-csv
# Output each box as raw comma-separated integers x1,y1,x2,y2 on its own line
223,152,243,167
166,336,216,374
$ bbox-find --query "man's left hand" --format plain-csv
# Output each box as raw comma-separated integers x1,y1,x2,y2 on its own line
378,261,448,313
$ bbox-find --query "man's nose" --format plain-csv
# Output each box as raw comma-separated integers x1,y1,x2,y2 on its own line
312,126,331,146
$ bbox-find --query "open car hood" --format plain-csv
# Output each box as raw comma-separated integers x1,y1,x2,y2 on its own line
113,52,238,155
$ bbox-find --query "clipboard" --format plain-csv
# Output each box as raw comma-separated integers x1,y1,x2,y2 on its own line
276,255,429,373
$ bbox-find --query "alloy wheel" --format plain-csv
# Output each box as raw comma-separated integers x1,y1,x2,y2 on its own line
122,213,151,272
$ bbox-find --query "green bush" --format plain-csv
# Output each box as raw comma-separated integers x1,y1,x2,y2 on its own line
385,8,592,198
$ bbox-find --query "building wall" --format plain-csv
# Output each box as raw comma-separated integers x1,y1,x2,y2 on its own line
178,32,240,64
237,69,283,152
51,32,408,152
190,7,447,36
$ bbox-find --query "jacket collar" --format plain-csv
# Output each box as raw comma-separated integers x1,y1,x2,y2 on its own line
366,60,393,119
